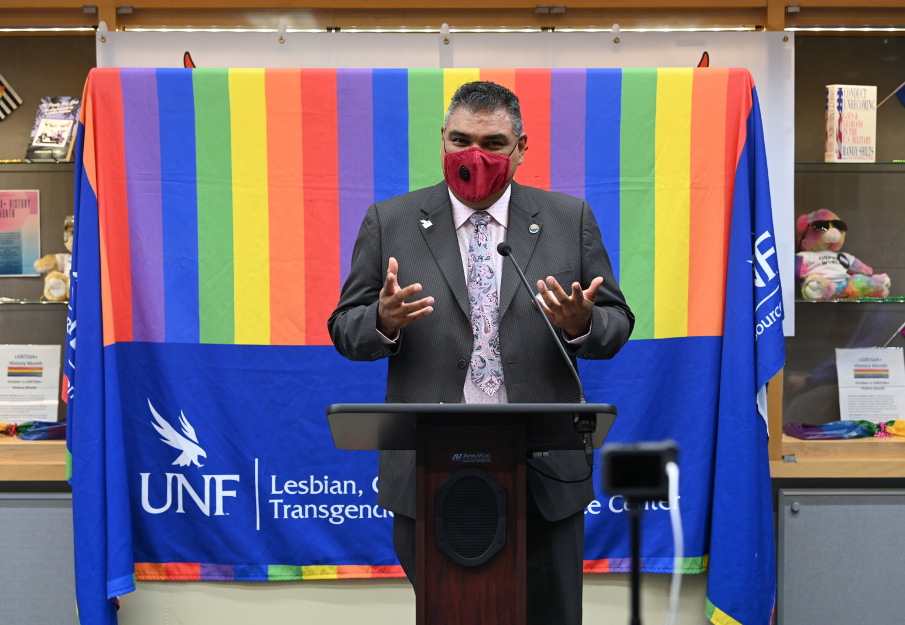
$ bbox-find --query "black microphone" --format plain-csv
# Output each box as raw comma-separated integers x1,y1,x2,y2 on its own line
497,241,596,467
497,241,586,403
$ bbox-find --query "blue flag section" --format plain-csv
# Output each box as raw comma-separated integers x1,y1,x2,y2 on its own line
705,89,785,625
66,69,783,625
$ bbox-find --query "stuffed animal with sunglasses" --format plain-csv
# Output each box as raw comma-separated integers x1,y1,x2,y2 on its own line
796,209,890,300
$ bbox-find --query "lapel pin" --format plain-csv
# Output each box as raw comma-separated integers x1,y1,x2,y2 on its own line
420,219,433,229
529,224,540,234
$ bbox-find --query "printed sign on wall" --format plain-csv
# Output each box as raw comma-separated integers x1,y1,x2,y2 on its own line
0,190,40,276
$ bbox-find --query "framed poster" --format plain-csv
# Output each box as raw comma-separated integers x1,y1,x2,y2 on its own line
0,190,40,276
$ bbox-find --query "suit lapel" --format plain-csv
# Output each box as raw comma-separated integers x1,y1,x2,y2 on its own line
419,183,471,319
499,182,541,319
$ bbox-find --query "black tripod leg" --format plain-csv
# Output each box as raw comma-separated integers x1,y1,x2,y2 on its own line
630,508,642,625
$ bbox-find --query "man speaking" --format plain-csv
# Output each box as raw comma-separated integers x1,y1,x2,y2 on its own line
328,81,634,623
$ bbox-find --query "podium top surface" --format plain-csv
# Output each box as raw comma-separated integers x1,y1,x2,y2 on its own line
326,403,617,451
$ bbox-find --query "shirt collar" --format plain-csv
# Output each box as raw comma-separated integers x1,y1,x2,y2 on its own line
449,184,511,231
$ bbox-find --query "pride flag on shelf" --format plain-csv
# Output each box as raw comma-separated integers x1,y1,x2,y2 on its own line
65,67,783,625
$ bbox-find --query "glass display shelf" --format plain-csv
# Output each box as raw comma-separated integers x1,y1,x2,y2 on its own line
0,299,66,306
0,162,75,173
772,300,905,478
795,161,905,165
795,297,905,304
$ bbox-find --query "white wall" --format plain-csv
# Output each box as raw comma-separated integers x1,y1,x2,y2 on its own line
118,574,711,624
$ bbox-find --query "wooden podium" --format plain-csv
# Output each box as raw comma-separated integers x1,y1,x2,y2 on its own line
327,403,617,625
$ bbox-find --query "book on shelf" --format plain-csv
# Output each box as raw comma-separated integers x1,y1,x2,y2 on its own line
24,97,82,162
0,71,23,121
825,85,876,163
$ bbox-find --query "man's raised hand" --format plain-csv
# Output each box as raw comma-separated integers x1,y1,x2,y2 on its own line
536,275,604,339
377,257,434,337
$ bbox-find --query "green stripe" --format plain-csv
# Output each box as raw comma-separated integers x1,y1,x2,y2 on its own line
619,69,657,340
268,564,304,579
65,448,72,481
193,69,235,344
408,69,444,191
705,598,717,620
679,555,706,574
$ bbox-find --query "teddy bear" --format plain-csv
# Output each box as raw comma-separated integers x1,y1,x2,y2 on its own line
796,208,890,301
33,215,73,302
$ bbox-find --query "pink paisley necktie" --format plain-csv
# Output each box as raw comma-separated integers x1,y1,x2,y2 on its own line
467,211,505,396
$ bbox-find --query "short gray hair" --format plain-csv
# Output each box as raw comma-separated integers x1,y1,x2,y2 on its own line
444,81,523,139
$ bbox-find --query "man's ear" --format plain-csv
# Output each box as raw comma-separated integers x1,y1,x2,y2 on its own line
517,134,528,165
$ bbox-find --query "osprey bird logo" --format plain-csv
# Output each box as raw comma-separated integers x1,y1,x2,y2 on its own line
149,399,207,469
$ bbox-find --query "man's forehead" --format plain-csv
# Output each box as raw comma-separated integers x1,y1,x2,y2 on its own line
447,107,514,135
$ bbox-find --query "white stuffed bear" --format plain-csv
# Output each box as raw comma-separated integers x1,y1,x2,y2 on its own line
33,215,73,301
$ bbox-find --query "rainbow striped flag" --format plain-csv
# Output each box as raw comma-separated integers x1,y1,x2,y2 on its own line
65,67,784,625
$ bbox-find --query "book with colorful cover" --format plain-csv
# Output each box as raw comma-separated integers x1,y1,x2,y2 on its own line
25,96,82,162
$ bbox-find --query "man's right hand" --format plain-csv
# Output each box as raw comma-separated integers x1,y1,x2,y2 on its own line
377,257,434,336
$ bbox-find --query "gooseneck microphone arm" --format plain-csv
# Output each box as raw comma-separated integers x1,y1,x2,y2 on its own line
497,242,586,404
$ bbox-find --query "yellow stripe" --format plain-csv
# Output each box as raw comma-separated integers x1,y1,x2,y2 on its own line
443,68,481,120
653,68,693,339
302,565,338,579
229,69,270,345
709,605,744,625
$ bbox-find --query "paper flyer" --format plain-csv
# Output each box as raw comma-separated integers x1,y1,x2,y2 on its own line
0,345,61,423
835,347,905,422
0,190,40,276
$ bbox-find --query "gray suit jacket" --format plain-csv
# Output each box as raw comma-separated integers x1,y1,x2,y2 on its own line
328,181,634,522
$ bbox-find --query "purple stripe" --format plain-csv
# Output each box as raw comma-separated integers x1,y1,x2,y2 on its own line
200,563,235,580
549,69,586,199
338,69,375,286
607,558,634,572
121,69,165,342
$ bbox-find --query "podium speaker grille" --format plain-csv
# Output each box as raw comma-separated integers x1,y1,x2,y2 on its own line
435,468,507,567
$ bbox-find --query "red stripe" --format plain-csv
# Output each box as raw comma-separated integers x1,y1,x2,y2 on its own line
723,69,753,273
513,69,551,190
92,69,133,343
300,70,340,346
165,562,200,580
583,559,610,573
369,565,405,578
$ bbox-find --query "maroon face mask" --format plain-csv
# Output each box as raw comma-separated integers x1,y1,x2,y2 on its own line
443,142,517,203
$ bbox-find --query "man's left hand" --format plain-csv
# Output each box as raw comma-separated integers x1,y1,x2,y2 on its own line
536,276,604,339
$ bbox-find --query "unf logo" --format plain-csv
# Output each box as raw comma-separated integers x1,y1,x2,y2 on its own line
753,231,777,288
752,230,783,339
140,400,239,516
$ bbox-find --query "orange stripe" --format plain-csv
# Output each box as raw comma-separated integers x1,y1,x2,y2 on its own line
688,68,730,337
336,565,371,578
134,562,166,579
266,69,306,345
480,68,517,93
80,72,97,195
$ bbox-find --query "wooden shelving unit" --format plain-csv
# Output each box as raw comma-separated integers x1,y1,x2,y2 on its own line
768,370,905,479
0,438,67,481
771,435,905,478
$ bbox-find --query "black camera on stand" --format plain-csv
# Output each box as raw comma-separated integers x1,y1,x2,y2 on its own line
602,441,680,625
